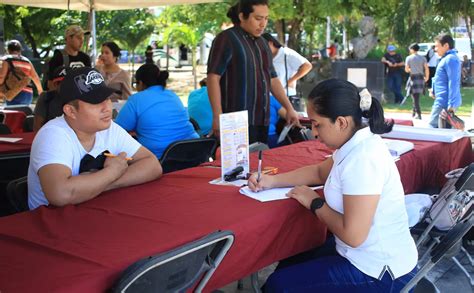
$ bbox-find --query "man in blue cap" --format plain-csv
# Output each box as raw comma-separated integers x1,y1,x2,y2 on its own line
381,45,405,104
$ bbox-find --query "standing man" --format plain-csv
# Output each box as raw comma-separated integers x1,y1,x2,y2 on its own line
0,40,43,105
47,25,91,89
381,45,404,104
207,0,299,144
262,32,312,110
426,45,439,88
429,34,462,128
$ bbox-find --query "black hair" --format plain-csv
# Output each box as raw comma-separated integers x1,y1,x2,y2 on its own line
199,78,207,87
238,0,269,19
102,41,121,59
307,79,393,135
7,40,22,52
227,4,240,25
435,33,455,49
262,33,282,48
409,43,420,51
135,63,169,88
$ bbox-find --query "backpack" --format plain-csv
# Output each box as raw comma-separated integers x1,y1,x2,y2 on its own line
0,58,32,101
429,165,474,230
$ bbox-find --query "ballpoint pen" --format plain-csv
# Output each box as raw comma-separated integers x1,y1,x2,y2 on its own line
257,150,262,182
104,152,133,161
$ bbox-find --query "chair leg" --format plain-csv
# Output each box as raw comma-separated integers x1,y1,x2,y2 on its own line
237,279,244,290
451,256,474,286
250,272,261,293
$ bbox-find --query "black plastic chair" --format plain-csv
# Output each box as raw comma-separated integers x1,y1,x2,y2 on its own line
189,117,201,133
4,105,33,116
160,137,217,174
401,213,474,293
23,115,34,132
6,176,29,213
112,230,234,293
0,123,12,134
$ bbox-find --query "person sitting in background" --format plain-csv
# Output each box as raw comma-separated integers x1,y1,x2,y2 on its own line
461,55,471,83
187,78,212,136
267,96,287,148
115,64,199,159
96,41,132,100
28,67,161,210
0,40,43,105
33,66,68,131
249,79,417,292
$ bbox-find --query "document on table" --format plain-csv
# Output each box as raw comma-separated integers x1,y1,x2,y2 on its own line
0,137,22,143
239,185,324,202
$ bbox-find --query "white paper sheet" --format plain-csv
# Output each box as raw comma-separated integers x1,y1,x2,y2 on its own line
239,185,324,202
381,125,466,143
0,137,22,143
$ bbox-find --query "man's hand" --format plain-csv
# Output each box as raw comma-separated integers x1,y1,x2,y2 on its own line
447,107,456,114
103,152,129,180
208,118,220,138
288,79,296,89
428,89,435,99
286,108,301,128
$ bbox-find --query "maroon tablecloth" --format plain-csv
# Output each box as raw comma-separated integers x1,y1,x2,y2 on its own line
208,137,473,194
1,110,26,134
0,167,326,292
0,132,35,156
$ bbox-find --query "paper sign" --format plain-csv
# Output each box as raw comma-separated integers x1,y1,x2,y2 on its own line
347,68,367,88
219,110,249,181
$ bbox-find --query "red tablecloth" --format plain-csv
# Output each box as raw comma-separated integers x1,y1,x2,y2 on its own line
1,110,26,134
0,132,35,156
0,167,326,293
208,137,473,194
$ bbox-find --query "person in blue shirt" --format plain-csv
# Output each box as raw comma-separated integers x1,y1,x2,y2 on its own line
267,95,287,148
187,78,212,136
115,64,199,159
429,34,462,128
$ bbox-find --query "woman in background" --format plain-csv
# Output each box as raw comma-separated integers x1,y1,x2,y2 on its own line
115,64,198,159
96,41,131,100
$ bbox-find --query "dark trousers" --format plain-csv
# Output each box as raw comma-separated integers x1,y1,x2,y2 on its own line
249,125,269,144
412,93,421,118
387,73,404,103
427,67,436,88
264,236,417,293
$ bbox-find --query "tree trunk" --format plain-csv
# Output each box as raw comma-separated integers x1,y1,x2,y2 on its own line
465,15,474,60
20,20,39,58
192,47,197,89
166,45,170,70
287,18,303,52
275,19,285,45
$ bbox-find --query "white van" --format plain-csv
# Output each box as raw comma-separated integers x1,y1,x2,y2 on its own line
454,38,472,60
417,43,434,56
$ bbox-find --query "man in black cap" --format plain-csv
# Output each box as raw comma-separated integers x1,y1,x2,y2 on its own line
27,67,162,210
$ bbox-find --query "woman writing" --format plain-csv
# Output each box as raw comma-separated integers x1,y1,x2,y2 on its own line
248,79,417,292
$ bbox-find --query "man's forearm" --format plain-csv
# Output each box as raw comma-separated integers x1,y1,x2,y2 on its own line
107,156,161,190
207,74,223,117
289,62,312,84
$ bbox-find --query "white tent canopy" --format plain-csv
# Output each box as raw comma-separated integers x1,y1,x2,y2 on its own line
1,0,220,11
2,0,221,63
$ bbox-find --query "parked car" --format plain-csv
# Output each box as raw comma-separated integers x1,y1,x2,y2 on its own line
417,42,434,56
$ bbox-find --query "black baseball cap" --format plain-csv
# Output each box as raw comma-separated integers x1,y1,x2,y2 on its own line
59,67,118,105
51,66,68,83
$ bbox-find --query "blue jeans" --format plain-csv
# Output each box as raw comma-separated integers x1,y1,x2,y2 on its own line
6,91,33,106
264,236,417,293
386,73,404,103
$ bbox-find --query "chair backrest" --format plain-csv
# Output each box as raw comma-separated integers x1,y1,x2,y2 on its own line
0,123,12,134
112,230,234,293
189,118,201,133
401,212,473,293
23,115,34,132
6,176,29,213
4,105,33,116
160,137,217,174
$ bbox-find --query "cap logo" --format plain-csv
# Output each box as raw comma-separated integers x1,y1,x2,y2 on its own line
85,71,104,85
58,68,67,77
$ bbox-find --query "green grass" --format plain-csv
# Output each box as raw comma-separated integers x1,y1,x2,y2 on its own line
383,86,474,116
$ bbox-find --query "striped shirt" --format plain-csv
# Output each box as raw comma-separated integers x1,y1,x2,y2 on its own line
207,26,277,126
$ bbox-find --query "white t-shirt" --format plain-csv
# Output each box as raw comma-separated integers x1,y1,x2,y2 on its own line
273,47,309,96
27,116,141,210
324,127,418,279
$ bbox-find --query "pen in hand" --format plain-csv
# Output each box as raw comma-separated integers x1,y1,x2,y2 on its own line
257,150,262,182
104,152,133,161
